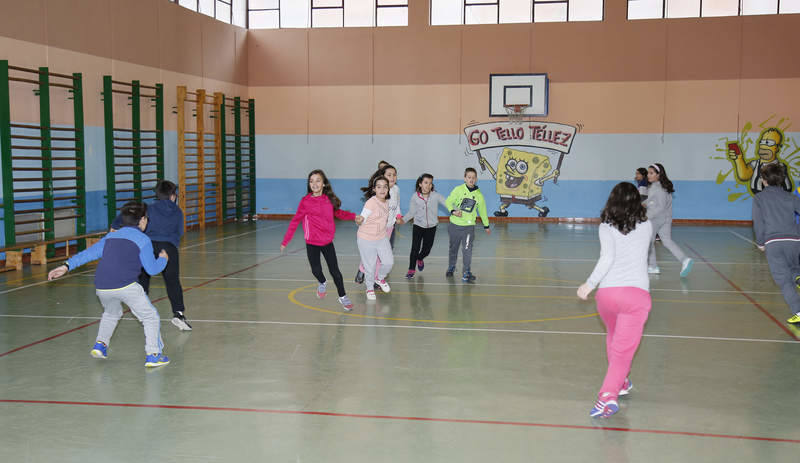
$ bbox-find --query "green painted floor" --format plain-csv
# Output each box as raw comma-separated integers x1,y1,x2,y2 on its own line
1,221,798,462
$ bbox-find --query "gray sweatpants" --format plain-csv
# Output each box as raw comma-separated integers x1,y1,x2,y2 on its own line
765,240,800,315
448,223,475,272
357,237,394,290
95,283,164,354
648,217,688,267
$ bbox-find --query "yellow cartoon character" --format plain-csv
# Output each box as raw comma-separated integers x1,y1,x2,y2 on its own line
476,147,559,217
728,127,792,194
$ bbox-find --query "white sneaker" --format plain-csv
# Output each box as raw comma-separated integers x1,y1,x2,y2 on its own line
171,312,193,331
680,258,694,277
376,279,391,293
647,266,660,274
366,289,376,301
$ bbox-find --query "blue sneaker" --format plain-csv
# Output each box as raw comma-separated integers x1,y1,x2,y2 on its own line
462,271,476,282
90,342,107,359
417,259,425,271
680,258,694,278
590,393,619,418
145,353,170,368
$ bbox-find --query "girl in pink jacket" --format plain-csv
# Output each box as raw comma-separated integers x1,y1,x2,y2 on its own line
281,170,359,311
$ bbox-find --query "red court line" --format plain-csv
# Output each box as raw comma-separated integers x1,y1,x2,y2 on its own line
1,399,798,444
0,249,300,358
685,243,799,341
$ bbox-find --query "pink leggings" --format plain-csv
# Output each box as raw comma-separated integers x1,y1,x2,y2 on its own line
595,287,651,400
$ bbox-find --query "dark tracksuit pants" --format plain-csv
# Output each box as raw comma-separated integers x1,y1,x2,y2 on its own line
307,242,346,297
409,225,437,270
139,241,185,315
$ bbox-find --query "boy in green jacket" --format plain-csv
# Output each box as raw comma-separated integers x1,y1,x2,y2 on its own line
446,167,491,282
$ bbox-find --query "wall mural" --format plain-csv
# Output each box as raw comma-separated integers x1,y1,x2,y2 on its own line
463,121,576,217
714,116,800,202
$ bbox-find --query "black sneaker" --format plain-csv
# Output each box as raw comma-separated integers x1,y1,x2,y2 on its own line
445,266,455,277
171,311,192,331
355,270,365,284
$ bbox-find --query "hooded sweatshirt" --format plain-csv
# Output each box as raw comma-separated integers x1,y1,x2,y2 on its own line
446,183,490,228
111,199,184,248
752,185,800,246
403,191,448,228
282,193,356,247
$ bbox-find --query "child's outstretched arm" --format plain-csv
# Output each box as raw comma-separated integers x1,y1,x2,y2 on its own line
48,236,108,280
281,198,308,250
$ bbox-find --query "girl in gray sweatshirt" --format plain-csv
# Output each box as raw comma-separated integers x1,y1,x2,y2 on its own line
644,163,693,277
403,174,449,279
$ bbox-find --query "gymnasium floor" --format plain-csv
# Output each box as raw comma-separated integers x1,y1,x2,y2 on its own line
0,220,798,462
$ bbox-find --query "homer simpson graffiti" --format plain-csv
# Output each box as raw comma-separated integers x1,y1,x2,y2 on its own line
464,122,576,217
714,117,800,202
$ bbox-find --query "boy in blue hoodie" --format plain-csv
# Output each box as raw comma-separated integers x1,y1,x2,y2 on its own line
48,202,170,367
112,180,190,331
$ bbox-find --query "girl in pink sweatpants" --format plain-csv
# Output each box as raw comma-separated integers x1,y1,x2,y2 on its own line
577,182,653,418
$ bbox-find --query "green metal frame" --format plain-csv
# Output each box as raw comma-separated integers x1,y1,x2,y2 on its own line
220,97,228,220
0,60,86,253
248,98,256,219
0,61,14,246
234,97,243,221
218,95,255,223
102,76,164,226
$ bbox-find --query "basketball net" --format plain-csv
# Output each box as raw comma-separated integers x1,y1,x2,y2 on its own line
504,104,529,124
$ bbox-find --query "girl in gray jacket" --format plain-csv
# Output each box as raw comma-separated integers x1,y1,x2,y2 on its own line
644,163,693,277
403,174,449,279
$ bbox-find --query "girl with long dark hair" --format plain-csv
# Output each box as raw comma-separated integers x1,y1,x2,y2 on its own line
644,163,693,276
577,182,653,418
281,169,358,311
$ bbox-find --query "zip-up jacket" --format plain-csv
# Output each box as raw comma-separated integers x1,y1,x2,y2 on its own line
752,185,800,246
66,226,167,290
403,191,448,228
446,183,490,228
645,181,672,222
111,199,184,248
282,194,356,247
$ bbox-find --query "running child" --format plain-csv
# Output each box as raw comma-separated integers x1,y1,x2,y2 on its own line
356,175,394,300
635,167,649,199
577,182,653,418
445,167,491,282
402,173,448,279
281,169,358,311
644,163,693,277
752,163,800,325
112,180,191,331
48,201,171,367
355,164,404,284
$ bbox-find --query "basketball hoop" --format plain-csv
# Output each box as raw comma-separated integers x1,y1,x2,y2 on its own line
504,104,529,124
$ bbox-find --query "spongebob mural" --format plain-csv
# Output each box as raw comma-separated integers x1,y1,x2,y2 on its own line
715,117,800,201
464,122,576,217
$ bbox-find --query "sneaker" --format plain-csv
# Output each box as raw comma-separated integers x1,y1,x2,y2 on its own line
446,266,455,277
417,259,425,271
376,279,391,293
316,281,327,299
406,270,415,279
171,312,193,331
338,295,353,312
589,392,619,418
680,258,694,278
796,275,800,290
462,271,476,282
618,378,633,396
787,313,800,324
647,266,660,274
366,289,376,301
354,270,365,284
90,341,107,359
655,234,661,241
145,353,170,368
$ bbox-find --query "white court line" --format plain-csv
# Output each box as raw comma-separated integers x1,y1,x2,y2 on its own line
728,229,758,246
164,275,782,295
1,314,796,344
180,250,769,266
181,223,284,250
0,269,94,296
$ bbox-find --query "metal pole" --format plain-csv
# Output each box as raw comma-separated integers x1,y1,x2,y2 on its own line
248,98,256,220
155,83,164,180
39,67,55,256
132,80,142,202
234,97,242,221
102,75,116,226
220,95,228,220
0,61,15,246
72,72,87,249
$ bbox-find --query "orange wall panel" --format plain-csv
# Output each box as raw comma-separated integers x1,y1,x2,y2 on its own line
309,28,373,86
110,0,161,69
309,86,373,134
248,30,309,87
374,28,461,86
375,84,461,134
663,80,740,133
45,0,112,59
665,17,742,81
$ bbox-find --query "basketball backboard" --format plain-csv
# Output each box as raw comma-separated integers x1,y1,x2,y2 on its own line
489,73,548,117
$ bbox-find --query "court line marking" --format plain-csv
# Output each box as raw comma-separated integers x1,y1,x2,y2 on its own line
166,275,783,296
0,247,305,358
180,223,284,250
1,315,796,344
180,250,770,266
686,243,799,341
0,269,95,296
1,399,797,444
728,229,757,246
